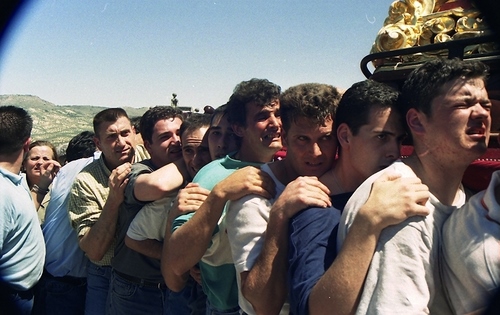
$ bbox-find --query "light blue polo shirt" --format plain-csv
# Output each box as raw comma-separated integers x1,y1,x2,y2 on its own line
0,166,45,290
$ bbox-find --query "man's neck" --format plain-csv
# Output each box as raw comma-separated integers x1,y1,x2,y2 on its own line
325,157,365,194
404,154,466,206
234,145,276,164
0,151,24,174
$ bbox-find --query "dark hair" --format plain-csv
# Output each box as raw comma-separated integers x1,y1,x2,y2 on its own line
210,104,228,127
130,116,142,134
180,113,211,139
0,106,33,155
336,80,400,136
140,106,184,144
226,78,281,127
66,131,96,162
28,140,58,162
93,108,130,137
399,58,489,118
280,83,342,132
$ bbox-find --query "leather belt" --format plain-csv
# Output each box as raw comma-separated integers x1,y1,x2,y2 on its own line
43,270,86,286
113,270,167,289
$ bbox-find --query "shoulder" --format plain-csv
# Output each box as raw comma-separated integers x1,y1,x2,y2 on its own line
291,206,341,236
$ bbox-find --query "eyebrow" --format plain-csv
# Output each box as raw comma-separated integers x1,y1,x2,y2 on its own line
372,129,402,137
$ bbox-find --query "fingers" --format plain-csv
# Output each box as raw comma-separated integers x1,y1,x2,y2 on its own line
361,174,432,230
41,160,61,178
274,177,332,218
176,185,209,213
184,182,200,189
376,170,402,182
109,163,132,189
407,203,431,217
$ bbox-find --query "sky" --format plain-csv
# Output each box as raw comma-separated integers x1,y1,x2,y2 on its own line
0,0,391,110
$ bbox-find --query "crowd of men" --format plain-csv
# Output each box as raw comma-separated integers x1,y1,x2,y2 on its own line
1,58,499,315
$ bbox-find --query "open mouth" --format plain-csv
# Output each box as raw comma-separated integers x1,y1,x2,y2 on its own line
306,161,323,167
263,133,280,140
466,126,485,135
169,147,182,155
118,148,130,155
466,127,487,140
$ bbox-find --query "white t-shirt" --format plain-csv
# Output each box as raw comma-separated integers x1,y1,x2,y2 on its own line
226,163,289,315
127,195,175,242
442,170,500,314
337,161,462,315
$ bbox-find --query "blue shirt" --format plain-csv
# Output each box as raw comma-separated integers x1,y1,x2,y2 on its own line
43,153,100,278
287,192,352,315
0,166,45,290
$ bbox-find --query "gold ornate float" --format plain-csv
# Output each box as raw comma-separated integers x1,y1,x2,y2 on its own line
370,0,497,68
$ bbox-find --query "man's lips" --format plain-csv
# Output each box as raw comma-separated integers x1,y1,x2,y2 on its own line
466,127,486,135
263,132,280,140
169,147,182,155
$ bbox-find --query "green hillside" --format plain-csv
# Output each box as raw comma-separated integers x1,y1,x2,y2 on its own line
0,95,150,149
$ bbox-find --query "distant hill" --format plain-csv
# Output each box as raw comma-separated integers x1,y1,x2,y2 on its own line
0,94,150,149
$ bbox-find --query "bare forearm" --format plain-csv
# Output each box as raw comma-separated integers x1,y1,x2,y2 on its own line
125,237,162,260
79,200,121,261
242,211,288,315
309,217,380,315
163,217,193,290
134,160,188,201
166,192,227,276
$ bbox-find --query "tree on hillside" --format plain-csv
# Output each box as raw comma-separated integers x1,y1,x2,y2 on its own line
171,93,178,107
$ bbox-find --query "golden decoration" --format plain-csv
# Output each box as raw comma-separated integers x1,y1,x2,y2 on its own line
370,0,498,67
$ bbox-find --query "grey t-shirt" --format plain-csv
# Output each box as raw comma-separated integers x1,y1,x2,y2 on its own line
111,159,164,281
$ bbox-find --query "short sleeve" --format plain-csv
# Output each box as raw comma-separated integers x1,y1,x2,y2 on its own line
287,207,341,315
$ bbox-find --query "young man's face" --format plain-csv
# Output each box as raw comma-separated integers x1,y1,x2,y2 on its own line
345,106,405,182
208,113,239,160
421,77,491,164
182,126,208,178
145,117,183,167
193,131,212,174
95,116,136,170
284,116,336,178
237,99,282,156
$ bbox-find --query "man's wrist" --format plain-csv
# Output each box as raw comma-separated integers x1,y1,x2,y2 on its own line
31,184,49,195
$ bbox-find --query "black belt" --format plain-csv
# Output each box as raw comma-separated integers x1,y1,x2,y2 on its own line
113,270,167,289
43,270,86,286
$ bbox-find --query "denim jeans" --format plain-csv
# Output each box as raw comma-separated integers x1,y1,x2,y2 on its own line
186,277,207,315
0,284,34,315
205,300,241,315
85,263,112,315
32,273,87,315
107,270,191,315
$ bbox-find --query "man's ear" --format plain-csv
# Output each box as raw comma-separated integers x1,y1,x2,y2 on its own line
232,124,245,137
93,136,103,152
22,137,31,153
281,130,289,147
406,108,425,135
337,123,351,148
143,140,153,155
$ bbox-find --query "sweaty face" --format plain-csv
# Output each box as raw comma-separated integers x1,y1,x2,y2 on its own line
23,145,56,184
95,116,136,170
193,131,212,174
348,107,405,183
208,114,239,160
420,77,491,165
182,126,208,179
145,117,183,167
238,100,282,157
284,117,336,178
